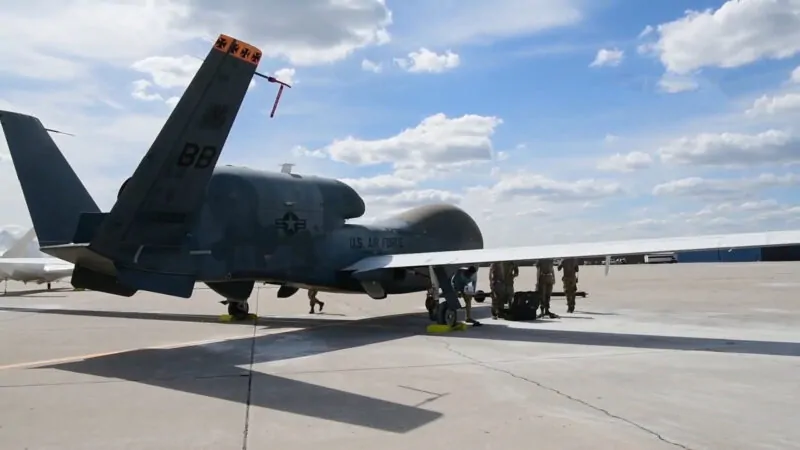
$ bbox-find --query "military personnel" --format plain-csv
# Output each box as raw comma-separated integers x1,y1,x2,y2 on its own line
536,258,558,318
488,262,504,319
558,257,579,313
489,261,519,319
308,289,324,314
451,265,482,326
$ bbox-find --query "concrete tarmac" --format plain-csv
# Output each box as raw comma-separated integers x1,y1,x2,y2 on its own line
0,262,798,450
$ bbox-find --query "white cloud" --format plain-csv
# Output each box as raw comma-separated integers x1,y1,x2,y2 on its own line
0,0,393,79
478,173,623,203
0,2,194,76
791,65,800,83
645,0,800,75
652,173,800,198
597,151,653,172
130,54,261,105
695,199,779,216
339,174,416,196
273,68,296,85
370,189,463,208
321,113,502,171
658,130,800,167
131,56,202,89
361,59,383,73
130,79,164,102
394,48,460,73
745,93,800,117
181,0,393,66
589,48,623,67
657,73,698,93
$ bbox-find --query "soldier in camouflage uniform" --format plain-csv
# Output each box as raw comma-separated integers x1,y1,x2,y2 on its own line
489,262,504,319
308,289,324,314
489,261,519,319
536,258,558,318
558,257,579,313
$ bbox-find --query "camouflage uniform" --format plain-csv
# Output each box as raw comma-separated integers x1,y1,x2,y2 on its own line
308,289,324,314
558,257,579,313
489,262,518,319
488,263,503,318
536,259,556,317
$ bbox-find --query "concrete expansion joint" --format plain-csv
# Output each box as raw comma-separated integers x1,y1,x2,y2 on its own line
434,339,694,450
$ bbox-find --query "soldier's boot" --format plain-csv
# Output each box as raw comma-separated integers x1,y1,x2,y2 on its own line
540,288,559,319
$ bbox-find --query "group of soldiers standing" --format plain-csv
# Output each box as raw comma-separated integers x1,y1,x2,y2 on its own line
309,257,581,321
489,257,580,319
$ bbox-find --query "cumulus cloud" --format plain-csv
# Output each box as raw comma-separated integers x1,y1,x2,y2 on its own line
394,48,460,73
480,173,623,203
361,59,382,73
339,174,416,196
652,173,800,198
180,0,393,66
371,189,463,208
658,130,800,167
0,0,393,80
589,48,623,67
746,92,800,117
597,151,653,172
657,73,698,93
320,113,502,172
273,68,296,85
642,0,800,75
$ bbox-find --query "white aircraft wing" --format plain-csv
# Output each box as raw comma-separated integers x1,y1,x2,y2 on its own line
44,263,74,272
0,257,67,265
342,229,800,273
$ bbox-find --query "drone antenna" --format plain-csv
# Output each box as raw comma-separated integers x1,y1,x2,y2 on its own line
255,71,292,118
45,128,75,137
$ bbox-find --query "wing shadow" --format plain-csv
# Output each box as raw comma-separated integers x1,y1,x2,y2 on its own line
38,310,439,433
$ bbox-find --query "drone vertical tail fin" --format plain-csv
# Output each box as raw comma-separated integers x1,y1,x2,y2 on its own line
0,112,100,247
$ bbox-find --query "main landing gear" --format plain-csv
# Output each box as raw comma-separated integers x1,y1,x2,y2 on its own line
425,266,463,328
220,299,251,321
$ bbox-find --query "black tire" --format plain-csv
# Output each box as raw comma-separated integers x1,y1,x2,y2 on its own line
444,308,458,327
425,295,437,321
435,303,446,325
474,290,486,303
227,301,250,320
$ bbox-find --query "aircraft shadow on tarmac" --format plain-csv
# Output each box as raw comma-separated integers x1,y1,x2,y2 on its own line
9,302,798,434
0,306,349,329
39,310,440,434
1,287,72,297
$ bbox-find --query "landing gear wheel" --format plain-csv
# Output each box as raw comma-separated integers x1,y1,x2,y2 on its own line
227,301,250,321
474,290,487,303
47,283,51,291
444,308,458,327
436,303,458,327
425,295,436,321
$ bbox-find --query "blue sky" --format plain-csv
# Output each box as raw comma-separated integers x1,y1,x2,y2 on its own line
2,0,800,246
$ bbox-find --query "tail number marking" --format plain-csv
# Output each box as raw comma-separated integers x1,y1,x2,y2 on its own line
177,143,217,169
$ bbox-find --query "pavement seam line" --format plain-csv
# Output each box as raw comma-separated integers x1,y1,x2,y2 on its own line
241,288,261,450
433,338,694,450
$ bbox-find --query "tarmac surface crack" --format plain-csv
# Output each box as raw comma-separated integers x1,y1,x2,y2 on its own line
435,339,694,450
240,292,260,450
